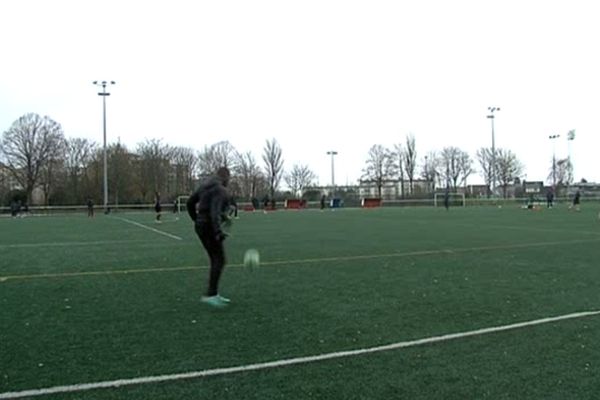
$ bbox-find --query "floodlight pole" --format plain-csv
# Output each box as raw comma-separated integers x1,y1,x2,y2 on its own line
567,129,575,184
549,134,560,190
486,106,500,196
326,151,338,195
93,80,116,213
424,155,430,193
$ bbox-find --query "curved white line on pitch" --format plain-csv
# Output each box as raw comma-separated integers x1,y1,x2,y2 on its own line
1,310,598,399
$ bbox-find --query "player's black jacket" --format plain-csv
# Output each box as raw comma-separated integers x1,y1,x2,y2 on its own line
186,177,229,236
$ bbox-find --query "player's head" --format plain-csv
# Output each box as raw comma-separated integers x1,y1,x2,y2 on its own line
216,167,230,187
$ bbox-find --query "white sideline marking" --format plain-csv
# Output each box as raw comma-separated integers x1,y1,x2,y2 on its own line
0,265,207,281
455,222,600,237
113,217,182,241
1,310,598,399
1,237,600,282
0,240,148,249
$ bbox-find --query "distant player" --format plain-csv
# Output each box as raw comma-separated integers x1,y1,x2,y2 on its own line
570,190,581,212
443,189,450,211
154,191,162,222
262,194,270,214
10,200,20,218
228,195,239,219
186,167,232,307
320,194,326,211
527,194,535,210
87,198,94,217
546,189,554,208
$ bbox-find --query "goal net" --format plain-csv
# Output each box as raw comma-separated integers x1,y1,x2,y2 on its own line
176,195,190,214
433,192,466,207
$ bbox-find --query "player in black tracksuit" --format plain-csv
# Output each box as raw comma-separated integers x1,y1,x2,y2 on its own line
443,189,450,211
87,198,94,217
154,191,162,222
186,167,231,306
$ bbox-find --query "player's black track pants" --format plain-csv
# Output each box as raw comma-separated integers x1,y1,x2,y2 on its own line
194,222,226,296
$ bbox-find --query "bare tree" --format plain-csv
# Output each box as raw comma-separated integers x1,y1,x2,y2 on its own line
403,134,417,194
39,141,67,205
458,150,475,189
136,139,171,201
496,149,524,198
362,144,396,198
233,151,265,200
170,146,197,196
394,143,405,197
440,147,473,190
548,157,573,190
420,151,440,193
0,113,66,203
262,138,284,199
0,159,9,201
197,141,237,176
64,138,97,204
284,164,317,197
476,147,495,197
108,142,137,205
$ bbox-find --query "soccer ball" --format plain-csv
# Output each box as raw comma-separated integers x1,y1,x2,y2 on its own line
243,249,260,269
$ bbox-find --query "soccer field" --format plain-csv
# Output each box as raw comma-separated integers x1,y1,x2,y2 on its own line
1,206,599,399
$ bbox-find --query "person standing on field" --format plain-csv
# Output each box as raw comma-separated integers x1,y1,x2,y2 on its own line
229,195,239,219
570,190,581,211
546,189,554,208
186,167,232,308
444,189,450,211
87,198,94,217
154,191,162,222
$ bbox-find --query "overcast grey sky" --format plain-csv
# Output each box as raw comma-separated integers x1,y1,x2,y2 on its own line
1,0,598,186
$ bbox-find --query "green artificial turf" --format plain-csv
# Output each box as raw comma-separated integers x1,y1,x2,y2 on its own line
1,205,599,399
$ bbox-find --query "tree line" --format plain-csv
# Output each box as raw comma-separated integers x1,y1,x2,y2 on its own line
362,133,528,198
0,113,297,205
2,112,568,206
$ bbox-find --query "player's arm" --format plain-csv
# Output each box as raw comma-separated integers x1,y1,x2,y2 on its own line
186,191,200,221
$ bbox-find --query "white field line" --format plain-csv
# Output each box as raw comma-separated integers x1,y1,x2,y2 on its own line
1,237,600,282
259,237,600,266
453,221,600,237
0,265,207,282
112,216,183,241
1,310,598,399
0,239,148,250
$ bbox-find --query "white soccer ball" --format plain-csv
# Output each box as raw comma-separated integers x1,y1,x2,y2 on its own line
243,249,260,269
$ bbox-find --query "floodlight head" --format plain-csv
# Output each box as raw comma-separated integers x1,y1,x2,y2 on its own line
92,81,98,85
110,81,116,85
